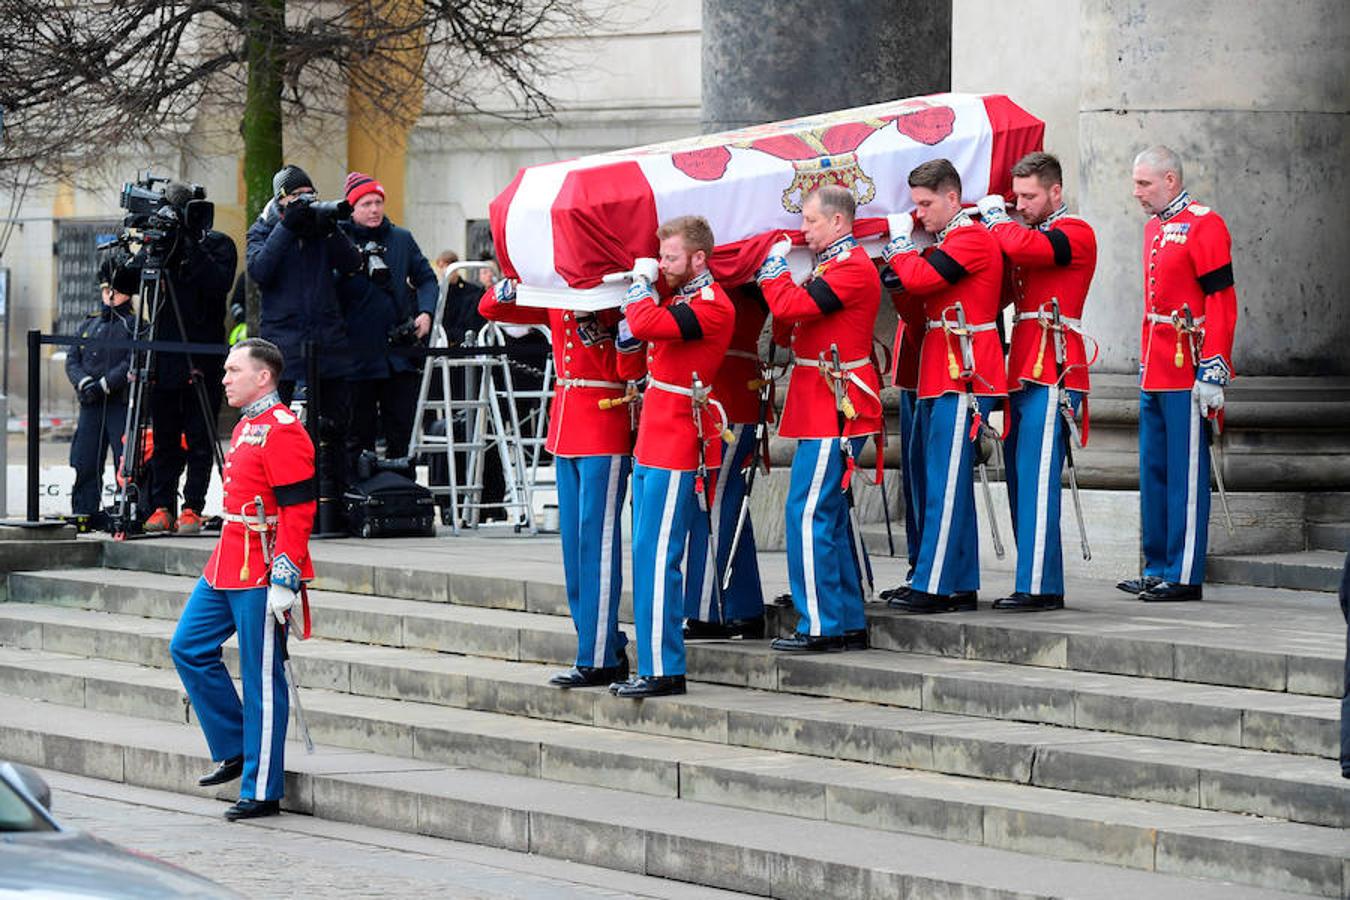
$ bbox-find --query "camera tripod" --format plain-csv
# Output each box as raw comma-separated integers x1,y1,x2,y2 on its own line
109,243,226,538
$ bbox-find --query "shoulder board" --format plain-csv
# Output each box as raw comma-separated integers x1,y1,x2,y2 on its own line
1188,204,1210,216
838,248,852,261
701,285,714,301
272,409,297,425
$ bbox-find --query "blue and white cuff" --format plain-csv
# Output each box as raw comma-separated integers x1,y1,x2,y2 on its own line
1197,355,1232,387
755,256,789,284
270,553,302,591
881,235,916,262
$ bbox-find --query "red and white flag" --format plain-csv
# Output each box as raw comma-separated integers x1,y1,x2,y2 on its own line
489,93,1044,308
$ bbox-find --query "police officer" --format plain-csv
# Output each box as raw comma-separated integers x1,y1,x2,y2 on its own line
1117,145,1237,602
683,282,769,641
976,151,1098,611
884,159,1007,614
337,172,438,462
757,185,882,652
609,216,733,698
170,338,316,820
479,281,645,688
66,256,138,522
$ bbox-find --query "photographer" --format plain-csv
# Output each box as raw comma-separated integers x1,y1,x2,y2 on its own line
66,254,138,523
336,172,437,461
142,181,238,534
246,165,362,526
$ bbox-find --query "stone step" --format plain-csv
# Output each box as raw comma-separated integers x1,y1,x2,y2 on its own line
9,569,1340,760
96,538,1346,698
1208,549,1345,593
0,697,1323,900
0,601,1343,830
0,538,101,573
0,646,1341,897
1308,522,1350,553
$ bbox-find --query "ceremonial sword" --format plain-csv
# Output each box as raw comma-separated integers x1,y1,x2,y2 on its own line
1177,308,1236,536
947,303,1005,559
825,344,873,601
721,363,774,592
1048,299,1092,560
253,496,315,754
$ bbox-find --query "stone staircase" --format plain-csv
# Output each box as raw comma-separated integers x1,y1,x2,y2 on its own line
1210,493,1350,593
0,535,1345,898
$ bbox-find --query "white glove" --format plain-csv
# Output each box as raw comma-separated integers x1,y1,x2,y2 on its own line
767,234,792,260
491,278,517,304
1193,381,1224,417
886,213,913,242
620,279,654,311
976,194,1012,226
268,583,297,625
630,257,659,285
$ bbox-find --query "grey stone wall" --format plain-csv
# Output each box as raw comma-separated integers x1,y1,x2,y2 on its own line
701,0,951,132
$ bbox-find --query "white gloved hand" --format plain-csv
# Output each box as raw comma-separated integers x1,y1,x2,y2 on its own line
886,213,913,241
268,583,297,625
976,194,1012,226
630,257,659,285
1192,381,1224,417
492,278,517,304
768,234,792,260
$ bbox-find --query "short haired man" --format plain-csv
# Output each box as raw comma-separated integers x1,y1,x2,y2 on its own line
170,338,316,820
480,275,645,689
246,165,361,529
433,249,488,345
66,255,138,524
975,151,1098,611
883,159,1007,614
1117,146,1237,602
336,172,438,462
757,185,883,651
608,216,733,697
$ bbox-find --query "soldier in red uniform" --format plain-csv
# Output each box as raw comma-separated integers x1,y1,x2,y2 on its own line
1117,145,1237,602
609,215,734,698
758,185,882,651
976,151,1098,611
479,281,644,686
169,338,315,820
683,283,769,640
883,159,1007,614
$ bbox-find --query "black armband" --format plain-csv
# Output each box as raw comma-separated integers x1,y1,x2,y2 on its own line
669,304,704,341
806,279,844,314
273,479,316,507
1197,263,1234,295
927,249,968,285
1046,229,1073,267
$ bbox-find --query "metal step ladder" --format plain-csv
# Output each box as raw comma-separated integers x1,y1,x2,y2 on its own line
407,263,540,534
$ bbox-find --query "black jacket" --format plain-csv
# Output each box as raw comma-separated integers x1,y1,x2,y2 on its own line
66,301,136,404
336,217,438,380
247,200,362,382
442,277,487,346
150,229,237,389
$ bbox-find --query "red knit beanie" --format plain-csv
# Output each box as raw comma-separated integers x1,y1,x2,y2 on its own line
344,172,385,206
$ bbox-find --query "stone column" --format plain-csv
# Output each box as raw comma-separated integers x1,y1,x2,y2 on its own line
701,0,951,132
1077,0,1350,490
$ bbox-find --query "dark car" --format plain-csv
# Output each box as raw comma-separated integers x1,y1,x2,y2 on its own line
0,761,237,898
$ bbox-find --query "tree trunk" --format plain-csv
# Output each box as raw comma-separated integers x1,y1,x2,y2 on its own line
242,0,285,333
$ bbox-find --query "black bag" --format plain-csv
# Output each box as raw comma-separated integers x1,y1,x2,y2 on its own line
343,469,436,538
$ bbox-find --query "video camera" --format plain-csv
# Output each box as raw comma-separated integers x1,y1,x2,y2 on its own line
99,174,215,266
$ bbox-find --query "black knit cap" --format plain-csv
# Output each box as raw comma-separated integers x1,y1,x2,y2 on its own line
272,164,314,200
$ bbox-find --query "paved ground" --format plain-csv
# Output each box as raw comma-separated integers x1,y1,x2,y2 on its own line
38,769,750,900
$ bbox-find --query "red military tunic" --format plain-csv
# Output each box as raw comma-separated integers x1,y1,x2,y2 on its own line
625,270,735,471
888,278,925,391
715,284,771,425
887,213,1007,400
1139,191,1237,391
478,294,644,456
761,235,883,439
987,206,1097,392
204,397,316,590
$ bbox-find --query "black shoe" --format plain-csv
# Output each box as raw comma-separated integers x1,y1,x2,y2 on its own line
888,590,977,614
878,584,911,602
770,593,794,608
198,756,243,787
842,628,869,650
548,656,628,688
993,592,1065,612
609,675,686,698
683,617,766,641
1139,582,1202,602
1116,575,1162,595
769,633,844,652
224,798,280,821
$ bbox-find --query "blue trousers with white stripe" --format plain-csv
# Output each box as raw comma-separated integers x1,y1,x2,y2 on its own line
785,437,870,637
556,455,630,669
1139,390,1211,585
684,424,764,623
1005,384,1083,596
170,578,288,802
910,393,998,597
632,464,699,677
899,389,922,576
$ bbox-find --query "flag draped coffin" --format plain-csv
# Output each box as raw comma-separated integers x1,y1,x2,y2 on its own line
489,93,1044,309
